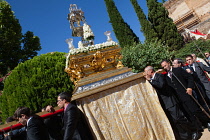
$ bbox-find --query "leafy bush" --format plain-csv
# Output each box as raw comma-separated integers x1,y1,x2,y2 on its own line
175,39,210,59
0,52,74,121
121,41,173,73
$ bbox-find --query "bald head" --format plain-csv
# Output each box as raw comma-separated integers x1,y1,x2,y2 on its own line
144,66,155,80
191,54,197,62
144,66,154,72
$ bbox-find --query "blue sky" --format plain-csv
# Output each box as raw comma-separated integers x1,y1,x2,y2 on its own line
6,0,152,55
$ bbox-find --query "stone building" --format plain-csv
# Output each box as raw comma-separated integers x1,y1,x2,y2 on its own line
163,0,210,34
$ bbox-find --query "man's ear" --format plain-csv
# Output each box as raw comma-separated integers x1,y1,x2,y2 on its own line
21,114,26,119
63,99,67,103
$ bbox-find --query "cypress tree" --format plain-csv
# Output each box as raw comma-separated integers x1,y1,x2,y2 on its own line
130,0,158,42
0,52,74,121
104,0,140,47
146,0,184,51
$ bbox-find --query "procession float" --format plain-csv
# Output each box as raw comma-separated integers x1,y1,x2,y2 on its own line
64,4,175,140
1,4,175,140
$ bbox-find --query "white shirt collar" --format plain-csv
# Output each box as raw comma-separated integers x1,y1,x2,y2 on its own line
190,63,195,71
170,66,172,72
27,116,33,127
151,72,156,80
167,67,173,78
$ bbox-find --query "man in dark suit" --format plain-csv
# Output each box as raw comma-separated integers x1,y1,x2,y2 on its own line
144,66,193,140
4,116,26,140
205,52,210,63
14,107,49,140
161,60,209,140
41,107,63,140
144,66,179,115
173,57,210,112
185,55,210,100
55,92,94,140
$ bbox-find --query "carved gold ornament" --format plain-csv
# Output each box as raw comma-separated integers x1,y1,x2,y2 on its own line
65,46,124,84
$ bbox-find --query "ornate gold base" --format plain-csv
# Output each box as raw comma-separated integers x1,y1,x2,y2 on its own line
65,45,124,84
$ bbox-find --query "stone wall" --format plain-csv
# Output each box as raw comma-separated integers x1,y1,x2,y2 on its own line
163,0,210,34
193,19,210,34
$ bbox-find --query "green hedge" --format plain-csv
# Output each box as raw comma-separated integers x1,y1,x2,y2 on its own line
0,52,74,122
175,39,210,59
121,41,172,72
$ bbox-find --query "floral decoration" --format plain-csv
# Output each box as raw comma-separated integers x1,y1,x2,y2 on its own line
69,41,119,55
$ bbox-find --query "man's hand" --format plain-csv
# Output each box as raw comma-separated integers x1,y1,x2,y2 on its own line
143,71,152,81
45,105,55,112
186,88,192,95
186,68,193,74
4,133,8,137
144,74,151,81
156,69,164,73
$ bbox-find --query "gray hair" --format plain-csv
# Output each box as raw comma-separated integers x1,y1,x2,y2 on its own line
144,66,154,72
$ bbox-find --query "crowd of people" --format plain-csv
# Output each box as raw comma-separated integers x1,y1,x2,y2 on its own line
1,92,94,140
1,52,210,140
144,53,210,140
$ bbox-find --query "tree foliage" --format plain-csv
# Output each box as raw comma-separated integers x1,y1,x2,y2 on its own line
0,1,22,75
21,31,41,62
175,39,210,60
130,0,158,42
146,0,184,51
121,41,173,73
0,52,74,121
104,0,140,48
0,1,41,76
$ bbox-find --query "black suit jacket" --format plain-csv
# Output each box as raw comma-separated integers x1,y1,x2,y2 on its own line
183,65,202,84
194,62,210,83
4,127,26,140
44,114,63,140
150,73,177,109
27,115,49,140
165,67,194,102
63,103,94,140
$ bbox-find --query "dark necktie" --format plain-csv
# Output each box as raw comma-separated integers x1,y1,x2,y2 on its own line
189,65,194,72
168,71,172,79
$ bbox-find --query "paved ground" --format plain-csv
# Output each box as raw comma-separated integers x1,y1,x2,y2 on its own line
200,129,210,140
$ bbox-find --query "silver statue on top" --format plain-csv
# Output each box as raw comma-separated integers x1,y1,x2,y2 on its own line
67,4,86,37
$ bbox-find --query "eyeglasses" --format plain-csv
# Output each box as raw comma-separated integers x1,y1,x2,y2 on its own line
57,99,63,103
15,116,23,122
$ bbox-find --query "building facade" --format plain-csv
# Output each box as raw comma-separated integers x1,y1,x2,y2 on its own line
163,0,210,34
